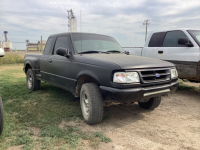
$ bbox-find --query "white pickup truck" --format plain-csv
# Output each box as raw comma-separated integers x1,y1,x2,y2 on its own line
124,29,200,81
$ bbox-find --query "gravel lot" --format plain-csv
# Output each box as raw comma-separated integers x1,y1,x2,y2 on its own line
76,89,200,150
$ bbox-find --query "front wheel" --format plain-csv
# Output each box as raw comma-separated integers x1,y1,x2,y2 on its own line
26,69,40,91
0,95,4,135
138,96,161,109
80,83,103,125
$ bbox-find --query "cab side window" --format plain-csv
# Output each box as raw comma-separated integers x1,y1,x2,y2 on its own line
148,32,166,47
43,37,53,55
53,36,70,55
163,31,188,47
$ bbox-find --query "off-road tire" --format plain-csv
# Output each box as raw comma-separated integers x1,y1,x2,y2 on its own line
26,69,40,91
0,96,4,135
80,83,103,125
138,96,161,109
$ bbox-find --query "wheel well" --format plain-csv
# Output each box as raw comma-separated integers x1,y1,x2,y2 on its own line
76,75,99,97
25,64,32,74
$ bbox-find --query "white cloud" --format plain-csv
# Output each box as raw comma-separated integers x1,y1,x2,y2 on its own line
0,0,199,49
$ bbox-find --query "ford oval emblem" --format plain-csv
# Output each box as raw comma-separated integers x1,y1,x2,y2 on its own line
155,73,160,77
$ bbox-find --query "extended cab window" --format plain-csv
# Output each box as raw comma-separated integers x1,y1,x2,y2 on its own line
43,37,53,55
53,36,70,55
148,32,166,47
163,31,188,47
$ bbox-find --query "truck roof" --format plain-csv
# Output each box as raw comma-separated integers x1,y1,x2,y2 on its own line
151,28,200,33
49,32,112,38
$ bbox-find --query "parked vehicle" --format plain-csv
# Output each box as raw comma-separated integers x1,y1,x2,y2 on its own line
24,33,178,124
0,48,5,57
0,48,5,135
124,29,200,82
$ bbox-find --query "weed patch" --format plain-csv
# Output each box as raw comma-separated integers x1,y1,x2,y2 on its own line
11,131,33,146
178,81,198,90
39,126,67,138
94,131,111,143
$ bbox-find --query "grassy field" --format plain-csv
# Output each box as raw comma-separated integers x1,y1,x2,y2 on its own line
0,53,24,64
0,51,43,65
0,64,110,150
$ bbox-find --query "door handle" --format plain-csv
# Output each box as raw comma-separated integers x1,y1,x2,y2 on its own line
158,51,163,54
49,59,52,63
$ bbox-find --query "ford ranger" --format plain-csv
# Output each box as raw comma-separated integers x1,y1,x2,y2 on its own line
24,33,178,124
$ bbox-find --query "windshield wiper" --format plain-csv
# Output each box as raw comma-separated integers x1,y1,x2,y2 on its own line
106,50,122,53
79,51,109,54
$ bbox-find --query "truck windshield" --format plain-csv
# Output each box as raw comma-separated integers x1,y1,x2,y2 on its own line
71,33,124,54
187,30,200,46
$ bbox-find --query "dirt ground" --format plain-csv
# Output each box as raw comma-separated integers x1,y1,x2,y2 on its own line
71,89,200,150
2,63,200,149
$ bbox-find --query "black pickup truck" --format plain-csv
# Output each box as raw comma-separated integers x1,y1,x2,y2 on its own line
24,33,178,124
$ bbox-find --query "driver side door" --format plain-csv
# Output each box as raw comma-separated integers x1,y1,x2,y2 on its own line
158,30,199,78
46,36,73,91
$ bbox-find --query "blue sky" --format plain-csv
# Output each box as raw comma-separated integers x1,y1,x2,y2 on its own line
0,0,200,50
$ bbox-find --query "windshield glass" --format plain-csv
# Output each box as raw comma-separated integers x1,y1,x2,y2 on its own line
71,33,124,53
187,30,200,46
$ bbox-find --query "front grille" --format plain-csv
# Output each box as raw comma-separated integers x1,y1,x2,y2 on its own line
139,68,170,83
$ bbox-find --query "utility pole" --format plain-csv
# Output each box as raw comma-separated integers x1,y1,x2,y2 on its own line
143,19,150,41
41,36,42,52
25,39,29,52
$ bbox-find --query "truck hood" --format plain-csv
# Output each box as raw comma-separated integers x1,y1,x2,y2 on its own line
82,54,174,69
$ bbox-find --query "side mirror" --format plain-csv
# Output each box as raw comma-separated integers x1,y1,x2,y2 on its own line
178,38,194,47
0,48,5,57
56,47,70,57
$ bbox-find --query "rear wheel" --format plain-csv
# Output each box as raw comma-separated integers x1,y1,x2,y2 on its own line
80,83,103,125
0,95,4,135
26,69,40,91
138,96,161,109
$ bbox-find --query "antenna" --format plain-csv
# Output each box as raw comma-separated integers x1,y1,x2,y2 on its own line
80,10,82,55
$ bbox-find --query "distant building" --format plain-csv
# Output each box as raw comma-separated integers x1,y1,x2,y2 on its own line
27,40,46,51
27,43,38,51
1,41,12,52
37,40,46,51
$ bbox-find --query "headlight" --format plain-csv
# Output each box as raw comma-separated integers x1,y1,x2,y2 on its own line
113,72,140,83
171,68,178,79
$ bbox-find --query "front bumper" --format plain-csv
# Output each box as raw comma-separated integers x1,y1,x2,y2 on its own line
100,81,178,102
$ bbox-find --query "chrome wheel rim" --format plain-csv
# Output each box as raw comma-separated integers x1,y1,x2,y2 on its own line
81,92,89,117
27,73,32,88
